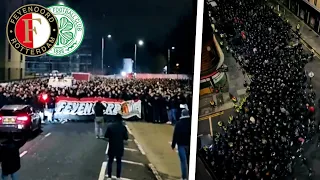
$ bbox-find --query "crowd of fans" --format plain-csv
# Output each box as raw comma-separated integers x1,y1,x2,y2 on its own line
200,0,317,179
0,78,192,124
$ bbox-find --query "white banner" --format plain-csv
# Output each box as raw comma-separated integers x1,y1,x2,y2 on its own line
54,97,141,119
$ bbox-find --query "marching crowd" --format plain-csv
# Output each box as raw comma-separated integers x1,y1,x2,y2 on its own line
200,0,317,179
0,78,192,124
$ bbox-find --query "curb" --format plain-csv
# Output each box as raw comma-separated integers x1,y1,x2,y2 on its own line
148,163,163,180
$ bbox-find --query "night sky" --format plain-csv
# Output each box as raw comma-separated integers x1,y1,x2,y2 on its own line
66,0,197,74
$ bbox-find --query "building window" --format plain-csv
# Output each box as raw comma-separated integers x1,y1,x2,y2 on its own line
20,68,23,79
8,44,11,61
20,54,23,62
315,0,317,6
7,68,11,80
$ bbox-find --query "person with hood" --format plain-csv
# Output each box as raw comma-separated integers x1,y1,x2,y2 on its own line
0,133,27,180
105,113,128,180
94,100,106,138
171,109,191,180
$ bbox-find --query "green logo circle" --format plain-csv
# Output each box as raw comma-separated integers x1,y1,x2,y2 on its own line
46,5,85,57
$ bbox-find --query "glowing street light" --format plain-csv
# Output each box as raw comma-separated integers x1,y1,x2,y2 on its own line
57,1,65,5
107,34,112,39
176,63,179,67
138,40,144,46
172,46,175,50
134,39,144,73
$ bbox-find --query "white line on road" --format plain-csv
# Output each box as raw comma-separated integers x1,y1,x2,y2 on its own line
111,159,144,166
148,163,163,180
105,143,109,154
98,162,107,180
19,151,27,157
44,133,51,138
124,147,138,152
134,139,145,155
125,125,132,135
110,176,133,180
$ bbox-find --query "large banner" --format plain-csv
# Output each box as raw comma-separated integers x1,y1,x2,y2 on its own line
54,96,141,120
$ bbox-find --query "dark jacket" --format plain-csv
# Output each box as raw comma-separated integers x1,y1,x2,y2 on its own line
47,97,55,109
105,115,128,157
171,116,191,148
94,102,106,117
0,138,26,175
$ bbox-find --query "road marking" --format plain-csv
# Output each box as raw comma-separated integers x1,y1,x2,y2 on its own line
125,125,132,135
119,159,145,166
109,176,133,180
148,163,163,180
124,147,138,152
209,116,213,136
98,162,107,180
108,158,145,166
19,151,27,157
105,143,109,154
134,139,145,155
199,111,224,121
44,133,51,138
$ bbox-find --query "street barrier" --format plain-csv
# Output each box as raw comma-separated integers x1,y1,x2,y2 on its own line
54,96,141,120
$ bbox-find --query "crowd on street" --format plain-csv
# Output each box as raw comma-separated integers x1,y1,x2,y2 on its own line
0,78,192,124
200,0,317,179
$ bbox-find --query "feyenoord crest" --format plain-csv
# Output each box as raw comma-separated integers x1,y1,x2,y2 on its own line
47,5,85,57
6,4,59,57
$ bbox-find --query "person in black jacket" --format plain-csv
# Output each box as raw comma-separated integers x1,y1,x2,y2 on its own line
0,133,27,180
94,101,106,139
105,113,128,179
171,109,191,180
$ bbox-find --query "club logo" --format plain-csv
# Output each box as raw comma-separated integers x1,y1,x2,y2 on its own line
6,4,59,57
47,5,85,57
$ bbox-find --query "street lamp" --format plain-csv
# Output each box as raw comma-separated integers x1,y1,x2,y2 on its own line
57,1,64,5
134,40,144,73
167,47,176,73
101,34,112,74
176,63,179,67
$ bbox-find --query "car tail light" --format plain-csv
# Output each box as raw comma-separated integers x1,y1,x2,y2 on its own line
16,116,29,121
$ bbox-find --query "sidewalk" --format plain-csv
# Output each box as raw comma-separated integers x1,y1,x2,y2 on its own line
198,35,247,117
125,122,181,180
268,0,320,57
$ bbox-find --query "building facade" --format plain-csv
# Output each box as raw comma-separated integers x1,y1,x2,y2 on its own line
199,2,227,95
2,0,26,81
282,0,320,33
1,0,92,80
24,0,92,75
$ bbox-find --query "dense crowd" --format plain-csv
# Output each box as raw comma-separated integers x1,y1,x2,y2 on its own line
200,0,316,179
0,78,192,123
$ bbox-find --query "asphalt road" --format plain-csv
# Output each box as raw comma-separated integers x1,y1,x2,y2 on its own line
2,122,154,180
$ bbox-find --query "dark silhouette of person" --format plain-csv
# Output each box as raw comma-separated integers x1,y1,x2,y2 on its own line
105,113,128,179
0,132,27,180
